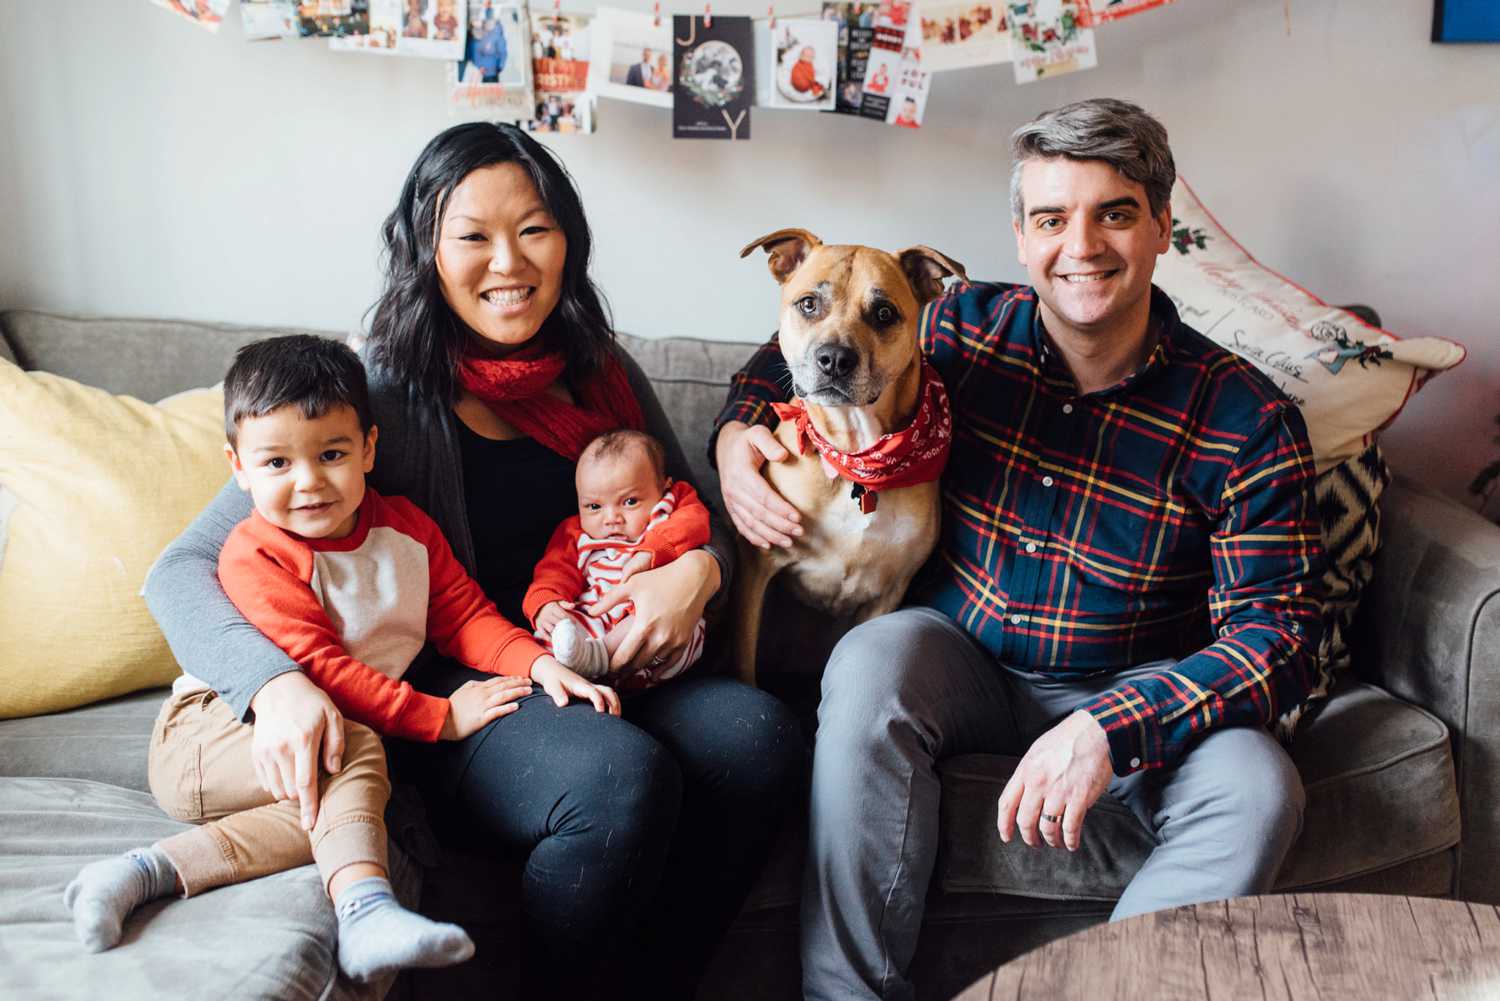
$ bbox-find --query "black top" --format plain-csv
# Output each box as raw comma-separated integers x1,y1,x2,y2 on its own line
456,421,578,627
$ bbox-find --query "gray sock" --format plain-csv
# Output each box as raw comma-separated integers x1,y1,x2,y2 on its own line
552,618,609,680
335,876,474,982
63,845,178,952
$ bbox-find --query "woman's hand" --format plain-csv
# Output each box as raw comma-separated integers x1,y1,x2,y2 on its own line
248,671,345,831
530,655,621,716
715,420,802,549
533,600,576,639
440,675,534,740
587,549,719,673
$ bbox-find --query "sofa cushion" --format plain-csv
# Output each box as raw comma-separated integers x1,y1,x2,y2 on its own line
0,776,384,1001
930,680,1458,901
0,309,324,402
618,332,758,497
1152,179,1464,473
0,689,165,792
0,362,229,718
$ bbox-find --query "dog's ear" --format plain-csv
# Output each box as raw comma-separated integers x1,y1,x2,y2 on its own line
740,229,823,284
897,246,968,304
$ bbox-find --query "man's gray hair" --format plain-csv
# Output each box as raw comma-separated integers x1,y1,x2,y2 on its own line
1008,98,1175,223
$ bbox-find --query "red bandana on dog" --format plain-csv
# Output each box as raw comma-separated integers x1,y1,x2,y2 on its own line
458,348,644,462
771,361,951,513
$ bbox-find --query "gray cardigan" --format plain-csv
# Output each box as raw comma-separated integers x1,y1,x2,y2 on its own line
142,347,735,722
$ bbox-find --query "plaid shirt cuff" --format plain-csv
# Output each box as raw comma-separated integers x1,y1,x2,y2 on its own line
1075,686,1161,775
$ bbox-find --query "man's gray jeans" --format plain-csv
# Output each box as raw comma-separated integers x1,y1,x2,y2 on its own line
800,607,1305,1001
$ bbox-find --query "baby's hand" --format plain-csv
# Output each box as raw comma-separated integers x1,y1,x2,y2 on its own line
534,601,576,638
441,676,533,740
618,551,654,585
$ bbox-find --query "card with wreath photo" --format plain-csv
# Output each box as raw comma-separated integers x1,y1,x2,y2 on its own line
672,15,754,140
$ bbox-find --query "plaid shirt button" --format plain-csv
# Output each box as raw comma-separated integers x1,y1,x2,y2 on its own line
1062,403,1075,414
1010,614,1024,625
1025,543,1038,554
1041,476,1054,487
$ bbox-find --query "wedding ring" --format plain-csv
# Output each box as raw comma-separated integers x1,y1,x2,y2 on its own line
1040,812,1062,824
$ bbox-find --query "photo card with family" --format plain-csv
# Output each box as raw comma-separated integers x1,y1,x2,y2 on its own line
821,2,880,116
859,0,928,126
449,0,533,120
767,19,838,112
918,1,1012,72
672,15,754,140
295,0,371,37
589,7,674,109
526,13,595,134
331,0,468,58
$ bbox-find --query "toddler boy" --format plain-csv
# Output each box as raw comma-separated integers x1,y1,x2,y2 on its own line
66,336,583,980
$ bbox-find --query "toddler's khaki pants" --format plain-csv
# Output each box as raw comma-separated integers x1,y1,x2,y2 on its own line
147,686,389,897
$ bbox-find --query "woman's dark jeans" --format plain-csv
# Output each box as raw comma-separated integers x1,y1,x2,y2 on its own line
396,658,805,1000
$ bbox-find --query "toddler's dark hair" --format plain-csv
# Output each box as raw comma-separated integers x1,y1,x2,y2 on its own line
223,335,372,449
580,429,666,482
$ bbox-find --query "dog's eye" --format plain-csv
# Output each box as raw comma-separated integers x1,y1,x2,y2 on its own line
874,304,896,325
797,296,819,317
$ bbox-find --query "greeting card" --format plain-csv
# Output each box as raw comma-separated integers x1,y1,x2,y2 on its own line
672,15,754,140
1008,0,1097,84
589,7,674,109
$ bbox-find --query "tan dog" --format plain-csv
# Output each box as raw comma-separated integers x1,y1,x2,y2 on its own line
732,229,966,686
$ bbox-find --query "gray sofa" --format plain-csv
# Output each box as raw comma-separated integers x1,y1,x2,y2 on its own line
1,308,1496,1001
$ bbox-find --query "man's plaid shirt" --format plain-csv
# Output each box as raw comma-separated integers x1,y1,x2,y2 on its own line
713,282,1324,774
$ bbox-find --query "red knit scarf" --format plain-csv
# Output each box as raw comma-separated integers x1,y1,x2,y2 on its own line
771,360,952,513
457,349,644,462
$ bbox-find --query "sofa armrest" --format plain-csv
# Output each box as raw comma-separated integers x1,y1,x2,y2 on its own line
1354,475,1500,903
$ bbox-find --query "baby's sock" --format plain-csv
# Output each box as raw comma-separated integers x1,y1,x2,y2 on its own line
64,845,178,952
335,876,474,982
551,618,609,680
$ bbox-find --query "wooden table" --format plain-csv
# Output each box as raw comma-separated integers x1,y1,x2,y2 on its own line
953,893,1500,1001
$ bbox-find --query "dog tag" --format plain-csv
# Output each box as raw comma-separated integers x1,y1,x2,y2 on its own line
851,482,878,513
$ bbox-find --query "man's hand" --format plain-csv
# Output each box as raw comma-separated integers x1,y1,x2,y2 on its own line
248,671,345,832
715,420,802,549
997,710,1114,852
533,600,575,639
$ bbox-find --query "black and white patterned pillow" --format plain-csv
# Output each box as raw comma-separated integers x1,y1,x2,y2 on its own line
1276,443,1390,739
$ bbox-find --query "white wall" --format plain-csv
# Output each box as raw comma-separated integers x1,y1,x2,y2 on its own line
2,0,1497,501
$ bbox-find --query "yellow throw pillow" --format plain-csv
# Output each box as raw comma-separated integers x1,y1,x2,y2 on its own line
0,359,227,718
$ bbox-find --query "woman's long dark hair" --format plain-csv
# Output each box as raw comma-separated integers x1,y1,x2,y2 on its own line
366,123,615,404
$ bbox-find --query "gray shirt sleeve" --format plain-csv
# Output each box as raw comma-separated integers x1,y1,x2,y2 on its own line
618,348,736,613
141,478,301,721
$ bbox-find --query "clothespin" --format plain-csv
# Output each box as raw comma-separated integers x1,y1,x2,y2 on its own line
552,0,560,12
704,3,712,28
768,4,776,28
652,0,661,26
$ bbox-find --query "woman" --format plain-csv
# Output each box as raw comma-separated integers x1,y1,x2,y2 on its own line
144,123,802,1000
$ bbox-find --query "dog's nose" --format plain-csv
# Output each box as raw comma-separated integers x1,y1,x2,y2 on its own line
814,344,858,379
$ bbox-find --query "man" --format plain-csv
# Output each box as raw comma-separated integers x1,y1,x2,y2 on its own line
625,48,653,88
713,98,1324,1001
